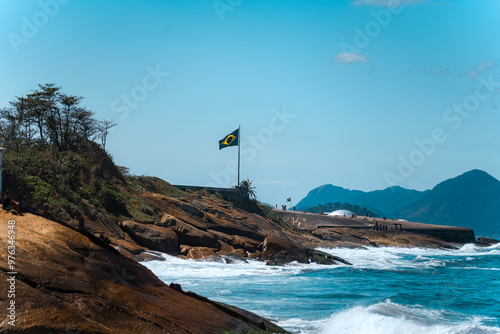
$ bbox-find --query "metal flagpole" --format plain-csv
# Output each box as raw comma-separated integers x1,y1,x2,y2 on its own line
238,125,241,186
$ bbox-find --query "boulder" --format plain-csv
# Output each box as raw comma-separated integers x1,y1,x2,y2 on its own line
187,247,221,261
262,236,309,265
248,251,263,259
161,217,221,249
179,201,205,217
476,237,500,246
230,248,248,258
122,220,179,253
0,212,288,333
309,249,352,265
262,236,351,266
233,235,260,253
208,229,235,245
134,251,166,262
180,244,193,255
157,213,183,227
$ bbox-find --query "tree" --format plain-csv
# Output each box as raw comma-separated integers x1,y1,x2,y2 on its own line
238,179,257,199
0,84,107,153
59,93,83,150
98,119,117,150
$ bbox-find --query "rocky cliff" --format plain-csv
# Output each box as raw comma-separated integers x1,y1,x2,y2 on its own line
111,191,348,266
0,211,288,333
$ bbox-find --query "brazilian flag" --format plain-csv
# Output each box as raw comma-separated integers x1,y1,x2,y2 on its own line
219,128,239,150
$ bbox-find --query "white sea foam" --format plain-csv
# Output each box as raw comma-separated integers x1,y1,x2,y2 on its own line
320,300,500,334
277,317,328,334
143,243,500,282
316,243,500,271
142,245,500,334
142,253,329,284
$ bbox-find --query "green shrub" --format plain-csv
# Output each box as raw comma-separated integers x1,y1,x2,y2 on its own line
99,186,128,215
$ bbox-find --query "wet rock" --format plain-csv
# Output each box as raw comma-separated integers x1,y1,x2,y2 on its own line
230,248,248,258
187,247,222,261
309,249,352,265
248,251,263,259
180,244,192,255
262,236,309,265
134,251,166,262
476,237,500,246
262,236,351,266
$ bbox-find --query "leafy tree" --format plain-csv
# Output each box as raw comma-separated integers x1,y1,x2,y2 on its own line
238,179,257,199
0,83,114,153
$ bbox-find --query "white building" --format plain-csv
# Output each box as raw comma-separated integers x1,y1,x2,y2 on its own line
328,209,355,217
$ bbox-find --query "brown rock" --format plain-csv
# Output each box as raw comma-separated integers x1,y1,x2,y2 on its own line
230,248,248,258
219,241,235,254
262,236,309,265
133,251,166,262
208,229,235,245
248,251,263,259
122,220,179,252
187,247,220,261
0,212,287,333
233,235,260,252
157,212,183,227
262,236,351,266
160,216,221,249
180,244,193,255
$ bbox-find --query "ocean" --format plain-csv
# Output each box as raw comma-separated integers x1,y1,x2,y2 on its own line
143,243,500,334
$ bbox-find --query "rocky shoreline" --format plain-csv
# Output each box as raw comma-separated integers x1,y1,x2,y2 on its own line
113,192,471,265
1,188,491,333
0,211,289,333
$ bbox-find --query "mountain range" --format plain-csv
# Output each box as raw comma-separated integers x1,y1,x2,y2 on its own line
296,170,500,238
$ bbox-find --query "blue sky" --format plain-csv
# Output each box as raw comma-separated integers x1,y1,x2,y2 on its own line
1,0,500,206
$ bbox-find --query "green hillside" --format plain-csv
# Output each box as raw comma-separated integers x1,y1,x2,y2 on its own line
297,170,500,238
395,170,500,238
296,184,426,216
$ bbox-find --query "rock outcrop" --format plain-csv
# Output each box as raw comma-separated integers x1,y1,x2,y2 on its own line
476,237,500,246
261,236,352,266
122,220,179,252
0,212,288,333
114,193,352,266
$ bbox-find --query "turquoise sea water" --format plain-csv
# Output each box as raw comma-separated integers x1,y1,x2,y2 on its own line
143,244,500,333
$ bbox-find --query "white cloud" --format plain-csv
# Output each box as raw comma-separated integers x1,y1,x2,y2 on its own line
353,0,425,6
335,52,367,64
465,60,495,78
423,65,450,76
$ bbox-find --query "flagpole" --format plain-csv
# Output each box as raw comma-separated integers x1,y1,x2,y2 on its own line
238,125,241,186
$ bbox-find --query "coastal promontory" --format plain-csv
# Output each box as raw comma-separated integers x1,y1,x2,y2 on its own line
0,210,288,333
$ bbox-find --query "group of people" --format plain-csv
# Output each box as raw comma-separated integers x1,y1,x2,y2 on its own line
3,191,22,215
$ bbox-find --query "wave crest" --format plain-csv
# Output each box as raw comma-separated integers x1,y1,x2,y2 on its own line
321,300,500,334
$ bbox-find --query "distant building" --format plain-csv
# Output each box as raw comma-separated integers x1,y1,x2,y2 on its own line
328,209,355,217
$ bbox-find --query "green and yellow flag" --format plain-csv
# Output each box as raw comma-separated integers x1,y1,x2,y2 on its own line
219,128,239,150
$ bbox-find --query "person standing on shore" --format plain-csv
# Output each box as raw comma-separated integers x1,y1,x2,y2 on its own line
3,191,22,215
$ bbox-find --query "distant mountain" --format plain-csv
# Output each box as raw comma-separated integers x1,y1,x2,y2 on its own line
296,184,427,216
394,170,500,238
296,169,500,238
